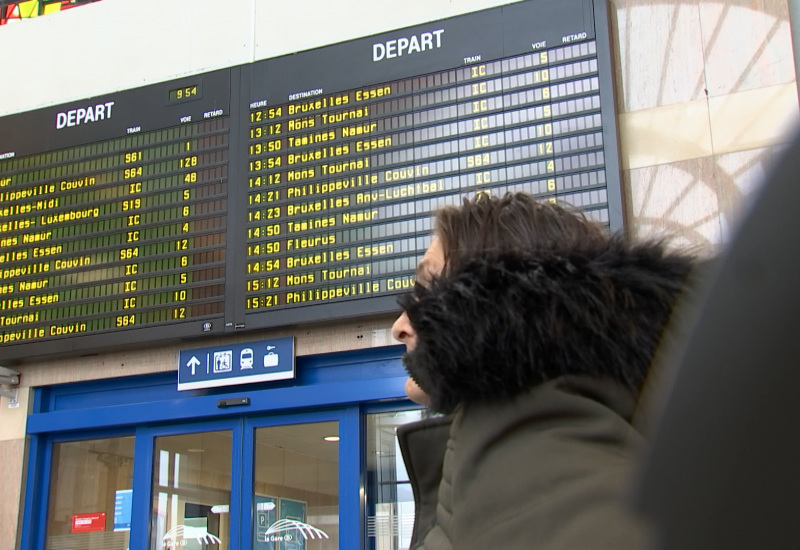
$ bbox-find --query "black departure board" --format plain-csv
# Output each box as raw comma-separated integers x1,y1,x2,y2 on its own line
0,0,621,361
0,70,236,359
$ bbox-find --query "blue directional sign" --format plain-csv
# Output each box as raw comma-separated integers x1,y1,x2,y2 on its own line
178,337,295,391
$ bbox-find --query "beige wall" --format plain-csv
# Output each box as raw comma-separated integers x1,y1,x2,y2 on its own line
0,0,797,546
612,0,798,250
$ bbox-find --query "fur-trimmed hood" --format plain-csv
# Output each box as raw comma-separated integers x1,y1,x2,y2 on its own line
399,237,694,414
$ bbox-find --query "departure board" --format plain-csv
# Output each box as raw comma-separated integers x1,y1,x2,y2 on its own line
239,0,621,327
0,70,236,359
0,0,621,361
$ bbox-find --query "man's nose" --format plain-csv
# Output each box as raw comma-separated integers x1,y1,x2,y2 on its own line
391,311,415,346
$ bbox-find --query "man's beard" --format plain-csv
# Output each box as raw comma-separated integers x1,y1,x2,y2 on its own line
403,354,431,395
402,345,447,411
402,349,424,387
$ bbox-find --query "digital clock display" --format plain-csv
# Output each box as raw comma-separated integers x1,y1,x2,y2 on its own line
0,0,621,361
168,84,200,103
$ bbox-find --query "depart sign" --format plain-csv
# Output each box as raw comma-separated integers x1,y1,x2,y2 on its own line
178,336,295,390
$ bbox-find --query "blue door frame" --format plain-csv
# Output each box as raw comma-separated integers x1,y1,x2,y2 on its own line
19,345,408,550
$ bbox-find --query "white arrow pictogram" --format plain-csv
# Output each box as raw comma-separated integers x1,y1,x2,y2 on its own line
187,356,201,375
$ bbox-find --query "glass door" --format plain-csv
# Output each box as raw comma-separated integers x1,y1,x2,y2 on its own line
151,430,234,549
136,409,356,550
43,435,136,550
35,409,359,550
251,421,339,549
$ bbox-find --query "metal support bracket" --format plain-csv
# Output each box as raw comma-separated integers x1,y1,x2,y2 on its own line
0,365,20,404
0,386,18,403
0,365,19,386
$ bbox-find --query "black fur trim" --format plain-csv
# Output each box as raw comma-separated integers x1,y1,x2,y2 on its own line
399,237,693,414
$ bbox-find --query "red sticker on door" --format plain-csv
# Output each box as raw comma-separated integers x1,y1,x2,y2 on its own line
72,512,106,533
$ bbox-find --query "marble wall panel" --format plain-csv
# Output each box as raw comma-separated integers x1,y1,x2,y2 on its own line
700,0,794,97
624,156,724,252
708,82,799,155
618,99,713,170
0,438,25,549
0,388,30,441
713,144,788,240
624,141,790,251
610,0,707,112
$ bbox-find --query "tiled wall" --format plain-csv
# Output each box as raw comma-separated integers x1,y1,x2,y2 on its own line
612,0,798,250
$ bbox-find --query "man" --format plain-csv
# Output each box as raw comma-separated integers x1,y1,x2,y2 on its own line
392,192,695,550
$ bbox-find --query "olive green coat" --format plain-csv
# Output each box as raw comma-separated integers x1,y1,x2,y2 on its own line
398,376,650,550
